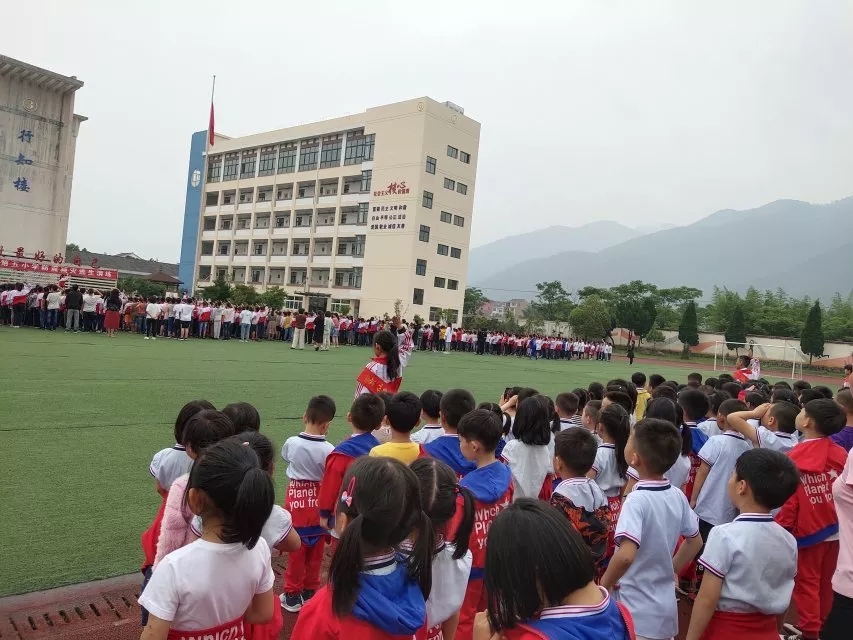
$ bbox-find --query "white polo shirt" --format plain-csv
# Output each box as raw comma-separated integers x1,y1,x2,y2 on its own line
150,445,192,491
591,444,624,498
411,425,444,445
698,513,797,614
695,432,752,526
280,433,333,481
615,479,700,640
756,427,798,453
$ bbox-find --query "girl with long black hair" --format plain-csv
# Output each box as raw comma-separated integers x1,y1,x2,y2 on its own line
354,329,403,398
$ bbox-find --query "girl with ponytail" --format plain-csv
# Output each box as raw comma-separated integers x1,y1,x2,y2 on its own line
589,403,631,559
139,438,276,640
409,458,475,640
354,329,404,398
292,456,434,639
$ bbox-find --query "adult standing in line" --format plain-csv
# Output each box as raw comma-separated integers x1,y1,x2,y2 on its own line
239,305,253,342
305,311,316,345
104,289,122,338
45,285,61,330
330,313,340,348
211,302,223,339
65,284,83,332
291,308,306,349
81,288,98,332
177,298,194,340
312,310,326,351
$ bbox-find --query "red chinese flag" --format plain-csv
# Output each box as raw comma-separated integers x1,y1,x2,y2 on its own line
208,101,215,147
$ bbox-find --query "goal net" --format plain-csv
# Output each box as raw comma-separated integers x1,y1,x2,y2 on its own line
713,341,804,380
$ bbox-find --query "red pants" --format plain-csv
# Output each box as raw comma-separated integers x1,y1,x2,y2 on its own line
283,539,326,594
456,578,486,640
700,611,778,640
794,540,839,637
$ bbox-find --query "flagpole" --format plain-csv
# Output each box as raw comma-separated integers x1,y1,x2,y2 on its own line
207,75,216,152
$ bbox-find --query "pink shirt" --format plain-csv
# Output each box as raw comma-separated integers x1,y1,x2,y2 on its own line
832,449,853,598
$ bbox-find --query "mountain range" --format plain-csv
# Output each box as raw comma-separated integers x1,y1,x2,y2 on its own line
469,197,853,302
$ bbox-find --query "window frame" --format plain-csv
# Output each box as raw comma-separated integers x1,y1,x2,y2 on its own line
419,225,431,243
447,146,458,159
434,276,446,288
425,156,436,174
456,182,468,195
453,215,464,227
450,247,462,259
448,279,459,290
440,211,452,224
437,243,449,256
415,259,427,276
444,177,456,190
460,151,471,164
422,190,433,209
413,288,424,305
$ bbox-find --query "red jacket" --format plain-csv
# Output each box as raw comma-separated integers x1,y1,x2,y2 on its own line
776,437,847,547
317,433,380,526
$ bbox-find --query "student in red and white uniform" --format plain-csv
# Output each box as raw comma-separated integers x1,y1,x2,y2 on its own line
589,404,630,540
732,355,755,384
10,282,29,327
601,419,702,640
412,390,445,445
425,389,478,477
776,399,847,640
451,409,514,640
139,438,276,640
409,458,474,640
292,456,432,640
354,329,405,398
190,433,301,640
686,449,800,640
475,499,635,640
279,395,336,612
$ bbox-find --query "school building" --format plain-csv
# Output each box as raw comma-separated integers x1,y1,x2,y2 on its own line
180,97,480,321
0,54,86,264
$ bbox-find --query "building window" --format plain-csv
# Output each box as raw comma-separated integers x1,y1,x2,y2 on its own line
440,211,452,224
284,295,302,310
206,192,219,206
251,269,263,283
218,243,230,255
425,156,436,174
447,145,458,159
240,150,257,179
299,139,319,171
217,268,227,279
344,133,375,165
360,170,372,193
460,151,471,164
415,259,427,276
253,243,266,255
222,153,239,181
207,156,222,182
446,309,459,324
444,177,456,190
450,247,462,259
429,306,441,322
419,225,431,243
453,215,464,227
319,136,342,168
448,279,458,290
275,215,289,228
357,202,369,224
295,215,312,227
422,190,433,209
258,146,277,176
437,244,449,256
456,182,468,195
220,218,232,230
203,218,216,231
330,298,350,313
413,288,424,305
434,277,446,288
278,144,297,173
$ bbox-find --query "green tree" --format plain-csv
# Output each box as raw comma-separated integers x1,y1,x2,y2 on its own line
117,276,166,298
463,287,489,321
800,301,825,364
824,293,853,342
725,303,747,353
569,295,612,340
65,242,80,256
231,285,260,307
646,327,666,350
703,287,743,333
678,300,699,359
204,277,232,303
529,281,573,321
260,286,286,310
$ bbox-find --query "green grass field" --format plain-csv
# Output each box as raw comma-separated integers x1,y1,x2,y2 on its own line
0,329,746,596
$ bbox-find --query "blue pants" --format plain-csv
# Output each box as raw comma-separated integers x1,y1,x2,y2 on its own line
47,309,57,329
241,323,251,341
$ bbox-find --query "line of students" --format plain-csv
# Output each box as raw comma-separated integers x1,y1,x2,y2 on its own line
137,373,853,640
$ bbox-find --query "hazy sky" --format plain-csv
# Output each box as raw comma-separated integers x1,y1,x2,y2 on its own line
6,0,853,261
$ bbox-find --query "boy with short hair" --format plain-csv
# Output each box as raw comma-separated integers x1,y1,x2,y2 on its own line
317,394,383,532
453,409,513,640
687,372,703,389
555,392,580,429
601,418,703,640
686,449,800,640
411,389,444,444
280,395,336,612
631,372,651,421
369,391,424,464
551,428,611,576
424,388,477,476
691,400,752,538
726,401,799,453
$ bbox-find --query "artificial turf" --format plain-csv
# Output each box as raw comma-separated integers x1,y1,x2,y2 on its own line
0,329,742,596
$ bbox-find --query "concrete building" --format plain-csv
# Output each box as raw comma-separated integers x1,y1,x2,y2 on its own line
180,97,480,321
487,298,529,320
0,54,85,261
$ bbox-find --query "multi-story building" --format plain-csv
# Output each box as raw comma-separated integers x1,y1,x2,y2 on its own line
0,54,85,261
179,97,480,321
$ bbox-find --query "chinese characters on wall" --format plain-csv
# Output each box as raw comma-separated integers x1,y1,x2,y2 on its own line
370,203,407,231
11,129,35,192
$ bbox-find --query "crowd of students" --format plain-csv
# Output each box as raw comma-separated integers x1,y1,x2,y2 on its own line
135,321,853,640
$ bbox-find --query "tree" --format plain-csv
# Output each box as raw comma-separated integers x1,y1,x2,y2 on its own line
800,301,825,364
463,288,489,320
725,303,747,353
529,281,573,321
260,286,286,310
678,301,699,359
65,242,80,255
646,328,666,350
231,285,260,307
117,276,165,298
569,295,612,340
204,277,232,303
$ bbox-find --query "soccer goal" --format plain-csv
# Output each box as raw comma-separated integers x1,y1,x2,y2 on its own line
713,341,804,380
